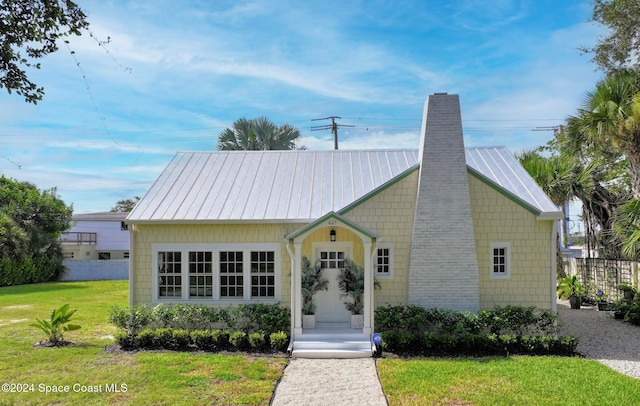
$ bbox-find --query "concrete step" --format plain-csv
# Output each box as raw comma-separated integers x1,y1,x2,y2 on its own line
291,332,373,359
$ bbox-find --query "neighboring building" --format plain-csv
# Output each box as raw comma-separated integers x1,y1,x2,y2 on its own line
61,212,130,260
126,94,562,357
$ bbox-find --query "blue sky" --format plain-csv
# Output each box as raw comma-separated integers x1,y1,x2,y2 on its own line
0,0,604,215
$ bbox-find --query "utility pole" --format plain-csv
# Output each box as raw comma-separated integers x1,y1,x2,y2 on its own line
311,116,354,150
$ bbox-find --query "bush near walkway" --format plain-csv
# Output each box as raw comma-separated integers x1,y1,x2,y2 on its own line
375,304,577,356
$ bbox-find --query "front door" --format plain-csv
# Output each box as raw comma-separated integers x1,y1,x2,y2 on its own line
314,249,351,324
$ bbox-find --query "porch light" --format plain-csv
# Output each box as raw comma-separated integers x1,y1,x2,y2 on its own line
330,229,336,242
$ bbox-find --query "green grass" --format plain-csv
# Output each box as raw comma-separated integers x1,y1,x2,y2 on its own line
378,357,640,405
0,281,287,405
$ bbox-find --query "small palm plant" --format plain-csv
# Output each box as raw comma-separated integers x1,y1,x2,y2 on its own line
31,304,81,345
337,259,381,315
557,275,584,309
301,256,329,315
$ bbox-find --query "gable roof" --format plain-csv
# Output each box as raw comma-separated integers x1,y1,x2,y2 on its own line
127,147,560,223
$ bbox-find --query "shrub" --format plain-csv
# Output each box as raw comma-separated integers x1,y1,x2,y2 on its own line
232,303,290,335
248,332,266,351
135,328,155,349
172,329,192,350
190,330,214,351
0,255,59,287
478,306,556,335
109,305,152,335
269,331,289,352
212,330,230,350
229,331,248,350
114,331,136,350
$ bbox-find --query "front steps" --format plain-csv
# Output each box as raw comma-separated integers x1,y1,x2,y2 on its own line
291,325,373,358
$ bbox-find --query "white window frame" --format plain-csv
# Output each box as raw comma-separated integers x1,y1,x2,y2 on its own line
374,243,394,279
152,243,281,305
490,242,511,279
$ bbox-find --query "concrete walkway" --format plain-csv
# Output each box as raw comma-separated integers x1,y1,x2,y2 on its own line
270,358,387,406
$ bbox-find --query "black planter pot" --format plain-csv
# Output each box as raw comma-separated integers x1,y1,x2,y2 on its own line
569,296,581,309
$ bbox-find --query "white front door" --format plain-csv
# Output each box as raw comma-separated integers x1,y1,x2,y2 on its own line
314,249,351,324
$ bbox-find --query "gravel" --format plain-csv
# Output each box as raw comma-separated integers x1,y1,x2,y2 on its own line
556,299,640,379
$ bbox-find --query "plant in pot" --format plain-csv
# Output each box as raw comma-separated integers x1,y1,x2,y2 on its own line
301,256,328,329
337,258,381,328
557,275,584,309
617,282,637,301
595,290,614,311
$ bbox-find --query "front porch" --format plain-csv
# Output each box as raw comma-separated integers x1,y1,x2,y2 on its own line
290,324,374,358
285,212,379,358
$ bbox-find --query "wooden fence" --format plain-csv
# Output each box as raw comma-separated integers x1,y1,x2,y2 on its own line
566,257,639,300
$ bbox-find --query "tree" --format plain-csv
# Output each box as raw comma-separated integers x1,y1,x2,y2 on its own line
583,0,640,73
111,197,140,212
0,0,89,104
0,175,72,285
217,117,305,151
518,149,595,275
569,70,640,198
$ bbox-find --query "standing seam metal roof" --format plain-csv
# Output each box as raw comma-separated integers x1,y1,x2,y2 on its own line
127,147,559,222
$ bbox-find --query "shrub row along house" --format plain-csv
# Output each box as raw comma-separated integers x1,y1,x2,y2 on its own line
125,93,561,357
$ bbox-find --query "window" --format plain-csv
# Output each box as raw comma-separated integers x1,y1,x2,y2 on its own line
124,251,130,259
152,244,280,303
220,251,244,298
121,221,129,231
375,244,393,278
490,242,511,279
158,251,182,298
251,251,275,298
63,251,74,259
98,252,111,260
189,251,213,298
319,250,345,269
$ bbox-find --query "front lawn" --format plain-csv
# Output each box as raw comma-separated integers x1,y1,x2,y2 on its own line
378,356,640,405
0,281,287,405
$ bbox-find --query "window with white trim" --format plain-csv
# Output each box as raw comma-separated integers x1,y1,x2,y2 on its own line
375,244,393,278
158,251,182,298
251,251,275,298
490,242,511,279
220,251,244,298
152,244,280,303
189,251,213,298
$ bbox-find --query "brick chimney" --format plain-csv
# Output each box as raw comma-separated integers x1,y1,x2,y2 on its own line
408,93,480,312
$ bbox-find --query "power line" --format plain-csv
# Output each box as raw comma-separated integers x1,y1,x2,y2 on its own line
310,116,355,150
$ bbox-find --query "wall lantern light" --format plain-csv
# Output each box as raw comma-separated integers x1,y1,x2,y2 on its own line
330,229,336,242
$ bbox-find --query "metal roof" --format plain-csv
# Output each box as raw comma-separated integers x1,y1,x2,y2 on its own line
127,147,560,223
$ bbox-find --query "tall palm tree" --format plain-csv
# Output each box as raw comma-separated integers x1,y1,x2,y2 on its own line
570,69,640,197
217,117,304,151
518,150,596,276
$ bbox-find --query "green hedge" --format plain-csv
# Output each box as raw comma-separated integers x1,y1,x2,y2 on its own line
109,302,290,336
0,255,60,287
115,329,289,353
375,305,577,356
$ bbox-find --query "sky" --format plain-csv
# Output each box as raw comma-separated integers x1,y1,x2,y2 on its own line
0,0,605,223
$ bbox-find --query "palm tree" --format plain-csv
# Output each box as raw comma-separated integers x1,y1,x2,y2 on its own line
518,150,595,276
570,69,640,198
217,117,305,151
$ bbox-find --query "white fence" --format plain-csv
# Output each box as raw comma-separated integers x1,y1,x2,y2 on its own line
60,259,129,281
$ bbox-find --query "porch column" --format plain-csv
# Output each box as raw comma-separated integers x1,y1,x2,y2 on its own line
293,242,303,335
363,241,372,335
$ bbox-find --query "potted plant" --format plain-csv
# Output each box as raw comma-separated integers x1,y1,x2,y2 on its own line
337,259,381,328
301,256,328,329
595,290,614,311
617,282,637,301
557,275,584,309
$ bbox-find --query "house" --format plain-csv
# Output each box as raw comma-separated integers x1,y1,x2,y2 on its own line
61,212,130,260
59,212,130,281
126,93,561,357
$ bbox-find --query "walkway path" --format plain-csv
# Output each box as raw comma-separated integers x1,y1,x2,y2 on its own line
270,358,387,406
556,299,640,379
